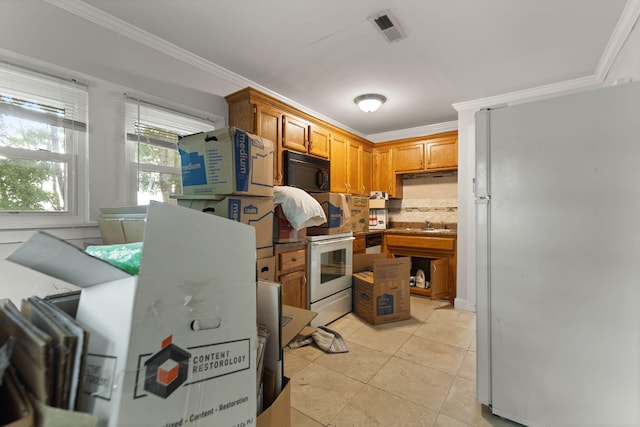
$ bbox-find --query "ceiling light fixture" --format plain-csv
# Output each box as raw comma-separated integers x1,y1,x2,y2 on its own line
354,94,387,113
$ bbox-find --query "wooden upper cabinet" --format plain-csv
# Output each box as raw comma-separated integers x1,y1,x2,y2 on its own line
394,142,425,173
361,145,373,196
391,131,458,173
282,114,308,153
256,103,283,185
372,147,403,199
308,124,330,159
330,133,348,193
347,139,361,194
226,88,458,194
426,133,457,170
331,135,370,195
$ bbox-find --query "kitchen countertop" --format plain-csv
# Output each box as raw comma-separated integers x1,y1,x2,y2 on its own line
384,228,457,237
353,224,457,237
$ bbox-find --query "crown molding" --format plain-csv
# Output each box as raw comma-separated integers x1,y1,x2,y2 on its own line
596,0,640,80
367,121,458,143
44,0,368,138
452,75,602,113
453,0,640,113
44,0,252,89
44,0,638,140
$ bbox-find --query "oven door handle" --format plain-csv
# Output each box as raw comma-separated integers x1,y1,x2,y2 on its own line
310,236,355,246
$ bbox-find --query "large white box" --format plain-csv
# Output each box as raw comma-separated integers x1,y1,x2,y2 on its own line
178,127,274,197
8,203,257,427
176,196,274,259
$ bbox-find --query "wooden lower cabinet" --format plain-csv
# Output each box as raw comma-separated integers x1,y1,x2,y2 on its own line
383,234,456,304
274,242,308,309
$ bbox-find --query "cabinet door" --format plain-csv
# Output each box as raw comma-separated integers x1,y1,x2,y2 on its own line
361,145,373,196
426,136,457,170
280,270,307,309
330,133,348,193
308,124,330,159
347,139,361,194
282,115,308,153
429,258,450,300
373,148,402,198
394,143,425,172
256,104,283,185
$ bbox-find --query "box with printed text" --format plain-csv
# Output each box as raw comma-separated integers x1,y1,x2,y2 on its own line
178,126,273,197
352,253,411,325
306,193,351,235
7,203,257,427
176,195,274,259
346,195,369,233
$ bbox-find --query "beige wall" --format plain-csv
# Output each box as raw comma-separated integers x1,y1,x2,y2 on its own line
388,172,457,225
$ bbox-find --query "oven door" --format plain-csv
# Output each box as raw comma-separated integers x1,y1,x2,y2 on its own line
308,235,354,304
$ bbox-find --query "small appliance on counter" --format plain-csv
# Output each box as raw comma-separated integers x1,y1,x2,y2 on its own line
368,191,388,230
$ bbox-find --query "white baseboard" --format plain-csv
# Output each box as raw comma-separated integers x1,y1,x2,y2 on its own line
454,297,476,312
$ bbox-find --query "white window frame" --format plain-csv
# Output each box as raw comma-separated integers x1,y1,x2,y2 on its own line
0,62,88,229
124,98,215,206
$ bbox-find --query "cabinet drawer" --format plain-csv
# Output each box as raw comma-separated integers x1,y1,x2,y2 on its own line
385,235,455,252
353,236,366,253
278,248,306,274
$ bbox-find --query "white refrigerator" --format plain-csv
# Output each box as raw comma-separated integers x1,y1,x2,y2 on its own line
475,81,640,427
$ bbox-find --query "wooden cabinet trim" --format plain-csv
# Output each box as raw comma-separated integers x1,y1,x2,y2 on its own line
226,87,373,150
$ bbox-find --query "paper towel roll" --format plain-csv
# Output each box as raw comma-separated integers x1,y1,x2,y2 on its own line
416,269,426,288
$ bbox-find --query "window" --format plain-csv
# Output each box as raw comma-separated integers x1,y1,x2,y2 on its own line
125,100,214,205
0,63,87,215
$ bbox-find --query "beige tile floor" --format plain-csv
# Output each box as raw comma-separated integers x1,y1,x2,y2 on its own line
284,296,522,427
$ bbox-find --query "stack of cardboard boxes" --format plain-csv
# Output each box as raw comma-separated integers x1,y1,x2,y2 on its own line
177,127,292,426
177,127,276,280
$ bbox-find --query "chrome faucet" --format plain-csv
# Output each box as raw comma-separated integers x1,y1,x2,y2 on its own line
425,220,431,229
441,220,446,230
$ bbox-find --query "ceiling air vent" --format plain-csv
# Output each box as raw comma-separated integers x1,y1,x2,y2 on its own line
369,10,406,43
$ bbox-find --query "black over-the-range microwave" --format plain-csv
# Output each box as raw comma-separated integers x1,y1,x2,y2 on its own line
283,150,330,193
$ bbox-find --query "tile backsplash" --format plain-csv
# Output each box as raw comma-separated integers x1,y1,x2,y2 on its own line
387,172,457,226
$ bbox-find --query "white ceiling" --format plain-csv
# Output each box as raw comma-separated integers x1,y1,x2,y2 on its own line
36,1,636,137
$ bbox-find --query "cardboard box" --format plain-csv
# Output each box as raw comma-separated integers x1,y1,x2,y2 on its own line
306,193,351,235
369,191,389,200
257,377,290,427
273,206,306,243
352,253,411,325
176,196,274,259
178,126,273,197
97,205,147,244
346,195,369,233
368,208,388,230
257,256,276,282
7,203,257,427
